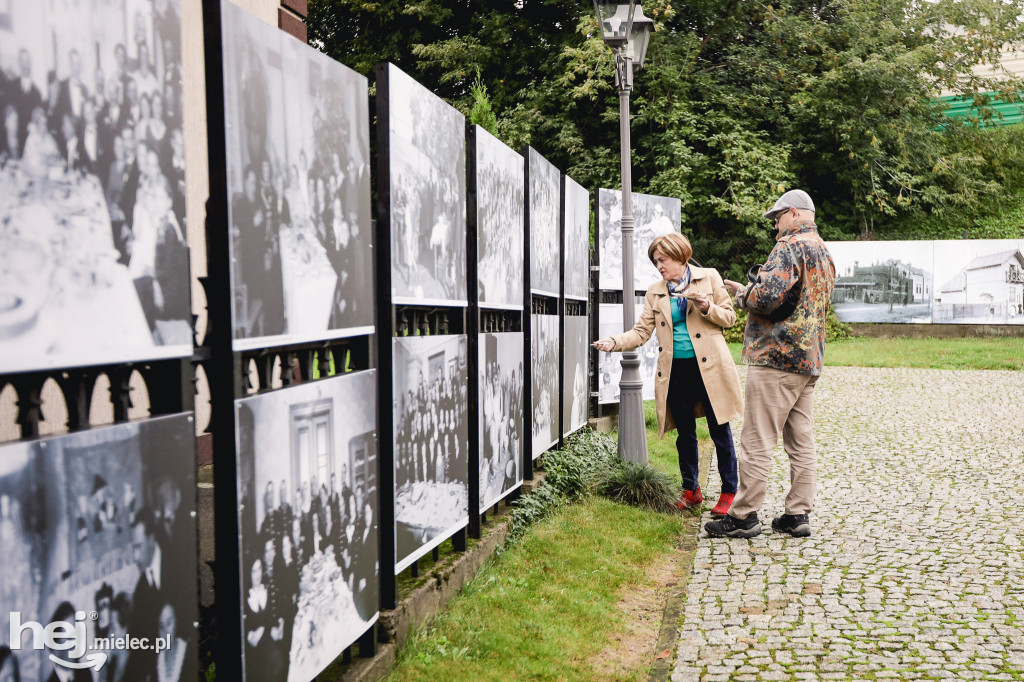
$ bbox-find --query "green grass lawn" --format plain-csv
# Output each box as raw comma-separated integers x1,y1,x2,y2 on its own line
386,496,685,681
727,337,1024,371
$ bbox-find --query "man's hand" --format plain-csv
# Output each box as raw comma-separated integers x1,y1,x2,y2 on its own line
722,279,743,295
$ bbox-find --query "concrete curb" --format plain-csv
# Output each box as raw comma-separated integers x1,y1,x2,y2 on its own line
648,445,712,682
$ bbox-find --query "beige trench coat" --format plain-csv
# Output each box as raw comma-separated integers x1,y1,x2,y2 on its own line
610,267,744,440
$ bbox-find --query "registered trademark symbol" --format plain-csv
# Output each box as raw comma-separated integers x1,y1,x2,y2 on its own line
89,611,98,621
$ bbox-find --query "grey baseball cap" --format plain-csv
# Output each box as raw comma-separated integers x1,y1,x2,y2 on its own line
764,189,815,220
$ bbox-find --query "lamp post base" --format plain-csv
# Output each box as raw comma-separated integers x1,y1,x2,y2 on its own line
617,351,649,464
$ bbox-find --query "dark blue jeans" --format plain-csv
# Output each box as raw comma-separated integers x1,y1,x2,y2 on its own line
665,357,738,494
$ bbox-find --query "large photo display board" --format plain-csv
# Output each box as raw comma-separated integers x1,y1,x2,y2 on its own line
0,0,191,374
563,315,589,436
475,126,524,309
221,1,373,350
528,149,560,298
531,313,560,458
235,371,379,682
393,335,469,571
564,176,590,301
829,240,934,324
598,190,681,292
385,65,467,307
827,239,1024,325
0,414,197,682
598,303,657,404
933,239,1024,324
479,332,524,510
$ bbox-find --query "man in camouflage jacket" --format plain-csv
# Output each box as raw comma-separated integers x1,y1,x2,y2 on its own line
704,189,836,539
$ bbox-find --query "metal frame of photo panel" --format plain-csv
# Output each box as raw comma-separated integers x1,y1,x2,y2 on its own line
376,62,468,606
466,125,525,538
204,2,379,675
0,0,193,375
218,0,375,352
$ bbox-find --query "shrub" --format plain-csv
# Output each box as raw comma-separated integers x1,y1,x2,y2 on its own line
503,430,617,546
593,459,681,514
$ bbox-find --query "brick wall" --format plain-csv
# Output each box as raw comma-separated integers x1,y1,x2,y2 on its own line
279,0,308,42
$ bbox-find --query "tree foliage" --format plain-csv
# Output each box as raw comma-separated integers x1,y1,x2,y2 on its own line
309,0,1024,268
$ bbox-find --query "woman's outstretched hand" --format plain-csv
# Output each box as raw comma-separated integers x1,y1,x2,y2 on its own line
592,338,615,352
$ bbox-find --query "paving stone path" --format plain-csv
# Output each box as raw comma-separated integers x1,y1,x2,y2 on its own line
672,365,1024,682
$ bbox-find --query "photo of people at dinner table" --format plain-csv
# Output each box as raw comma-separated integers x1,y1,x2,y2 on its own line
0,0,191,374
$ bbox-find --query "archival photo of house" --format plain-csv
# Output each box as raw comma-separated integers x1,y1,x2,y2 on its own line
933,240,1024,325
827,241,934,323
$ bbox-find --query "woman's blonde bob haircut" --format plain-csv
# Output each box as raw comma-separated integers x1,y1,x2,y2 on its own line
647,233,693,266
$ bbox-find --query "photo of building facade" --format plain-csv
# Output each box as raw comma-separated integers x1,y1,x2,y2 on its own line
933,245,1024,324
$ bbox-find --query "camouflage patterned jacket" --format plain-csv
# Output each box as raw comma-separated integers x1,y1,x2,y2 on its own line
736,220,836,376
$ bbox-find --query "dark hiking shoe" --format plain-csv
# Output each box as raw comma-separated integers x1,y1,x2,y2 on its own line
771,514,811,537
704,512,761,538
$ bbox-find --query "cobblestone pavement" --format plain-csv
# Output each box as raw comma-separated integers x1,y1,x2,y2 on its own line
672,365,1024,682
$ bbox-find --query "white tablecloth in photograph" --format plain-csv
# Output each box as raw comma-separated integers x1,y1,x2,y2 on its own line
0,161,155,372
279,224,339,336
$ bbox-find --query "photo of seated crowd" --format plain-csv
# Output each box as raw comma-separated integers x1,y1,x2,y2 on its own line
479,333,524,510
531,314,560,459
0,0,190,371
386,65,467,306
598,190,681,292
236,371,379,682
222,3,373,345
528,149,560,297
393,335,470,570
563,176,590,301
475,127,524,308
0,415,197,682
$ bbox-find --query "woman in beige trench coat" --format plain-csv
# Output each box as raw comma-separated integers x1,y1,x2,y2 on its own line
594,234,744,515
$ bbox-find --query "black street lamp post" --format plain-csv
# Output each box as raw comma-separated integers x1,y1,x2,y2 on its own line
592,0,654,463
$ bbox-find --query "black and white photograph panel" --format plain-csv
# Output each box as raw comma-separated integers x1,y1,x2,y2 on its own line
221,1,374,350
0,0,191,374
528,148,561,297
932,239,1024,325
386,64,467,307
563,176,590,301
530,313,560,458
0,413,198,682
562,315,589,436
597,303,657,404
478,332,524,510
597,189,682,292
828,240,934,324
235,370,379,682
393,335,469,571
475,126,524,309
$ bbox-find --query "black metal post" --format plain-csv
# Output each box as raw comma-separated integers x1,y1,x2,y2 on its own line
202,2,243,679
373,61,398,611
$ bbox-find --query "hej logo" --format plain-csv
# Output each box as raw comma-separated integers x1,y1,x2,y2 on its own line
9,611,108,672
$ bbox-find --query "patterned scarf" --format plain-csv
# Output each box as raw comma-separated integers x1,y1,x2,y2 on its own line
667,266,692,316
